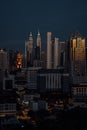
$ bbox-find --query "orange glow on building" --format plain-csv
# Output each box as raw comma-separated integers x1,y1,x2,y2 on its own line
16,53,22,69
70,34,86,76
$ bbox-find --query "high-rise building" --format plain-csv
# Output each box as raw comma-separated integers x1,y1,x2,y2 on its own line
54,38,59,69
0,49,8,70
0,49,9,89
40,51,46,68
16,53,22,69
37,69,69,93
8,50,18,72
47,32,52,69
36,31,41,60
25,32,33,67
85,47,87,72
70,33,87,102
59,41,69,72
70,33,86,76
46,32,60,69
27,67,41,90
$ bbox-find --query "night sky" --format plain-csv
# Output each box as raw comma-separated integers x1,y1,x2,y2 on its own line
0,0,87,52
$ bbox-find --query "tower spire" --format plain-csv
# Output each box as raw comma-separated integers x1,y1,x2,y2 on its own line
30,32,32,37
29,32,33,42
37,29,40,36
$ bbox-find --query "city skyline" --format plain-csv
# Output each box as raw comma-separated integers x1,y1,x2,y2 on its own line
0,0,87,52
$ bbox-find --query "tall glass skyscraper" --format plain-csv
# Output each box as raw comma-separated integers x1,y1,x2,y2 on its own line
70,33,86,76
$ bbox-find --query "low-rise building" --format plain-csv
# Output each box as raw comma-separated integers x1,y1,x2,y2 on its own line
37,69,70,93
72,83,87,102
3,75,15,90
29,100,48,112
30,101,38,111
0,91,17,116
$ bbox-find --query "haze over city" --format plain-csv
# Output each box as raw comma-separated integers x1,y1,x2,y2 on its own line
0,0,87,51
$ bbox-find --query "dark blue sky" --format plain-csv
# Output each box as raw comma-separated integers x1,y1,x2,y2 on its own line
0,0,87,52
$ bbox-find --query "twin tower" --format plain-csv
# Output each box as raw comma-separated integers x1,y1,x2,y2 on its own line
25,31,41,67
25,31,66,68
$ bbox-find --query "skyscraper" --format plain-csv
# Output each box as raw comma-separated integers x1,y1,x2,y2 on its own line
0,49,8,70
25,32,33,67
0,49,9,89
47,32,52,69
8,50,18,72
70,33,87,102
46,32,61,69
36,31,41,60
16,53,22,69
70,33,86,76
59,41,69,70
54,38,59,69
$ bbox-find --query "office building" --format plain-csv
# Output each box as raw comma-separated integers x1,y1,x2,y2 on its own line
3,75,15,90
30,101,38,111
25,32,33,67
8,50,18,72
54,38,59,68
46,32,62,69
47,32,52,69
70,33,86,76
27,67,41,90
72,83,87,102
29,100,48,111
0,91,17,116
14,69,27,89
37,69,70,93
36,31,41,60
70,33,87,101
40,51,46,68
0,49,8,70
16,53,23,69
